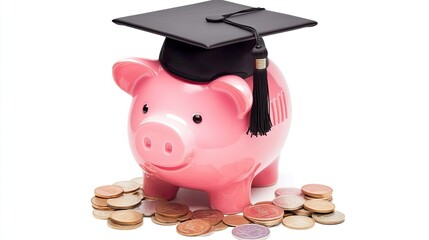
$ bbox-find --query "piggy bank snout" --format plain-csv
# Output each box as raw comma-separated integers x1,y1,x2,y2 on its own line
135,121,192,169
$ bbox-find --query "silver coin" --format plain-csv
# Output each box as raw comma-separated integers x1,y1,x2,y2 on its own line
232,224,270,240
133,199,159,216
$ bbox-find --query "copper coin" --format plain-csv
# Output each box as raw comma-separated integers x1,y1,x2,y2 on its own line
275,187,304,197
133,199,158,217
107,194,141,209
109,210,143,225
94,185,123,199
293,208,312,217
301,184,333,198
176,210,193,221
214,221,229,231
191,209,224,225
92,209,114,220
155,212,179,223
282,215,315,230
151,216,179,226
243,204,284,221
156,202,189,218
107,219,142,230
91,196,108,207
273,195,305,211
222,215,251,227
176,219,212,236
92,204,114,211
312,211,345,225
113,181,140,193
304,200,335,213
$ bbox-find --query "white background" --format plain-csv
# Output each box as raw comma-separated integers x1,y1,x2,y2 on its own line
1,0,429,239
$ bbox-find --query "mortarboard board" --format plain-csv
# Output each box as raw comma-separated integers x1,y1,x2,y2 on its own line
113,0,317,137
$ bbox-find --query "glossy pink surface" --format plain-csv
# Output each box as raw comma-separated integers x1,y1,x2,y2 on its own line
113,58,291,213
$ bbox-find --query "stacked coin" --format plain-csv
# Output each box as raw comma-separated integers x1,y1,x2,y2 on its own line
243,204,284,227
91,178,145,229
271,184,345,229
92,178,345,236
152,202,193,225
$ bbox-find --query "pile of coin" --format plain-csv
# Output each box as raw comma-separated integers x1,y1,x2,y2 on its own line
91,179,345,238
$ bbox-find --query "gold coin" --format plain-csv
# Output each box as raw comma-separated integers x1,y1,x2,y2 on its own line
304,200,335,213
130,177,143,188
113,181,140,193
176,219,212,236
214,221,229,231
312,211,345,225
191,209,224,226
92,209,114,220
151,216,179,226
107,194,141,209
109,210,143,225
94,185,123,198
156,202,189,218
301,184,333,198
222,215,251,227
293,208,313,217
107,219,142,230
91,196,108,207
282,215,315,230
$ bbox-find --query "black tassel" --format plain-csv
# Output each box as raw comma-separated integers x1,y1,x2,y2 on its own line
247,38,272,137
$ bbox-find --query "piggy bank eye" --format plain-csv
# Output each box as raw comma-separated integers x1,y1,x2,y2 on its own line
142,104,149,114
193,114,202,124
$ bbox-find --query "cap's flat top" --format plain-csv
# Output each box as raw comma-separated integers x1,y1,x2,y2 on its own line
113,0,317,49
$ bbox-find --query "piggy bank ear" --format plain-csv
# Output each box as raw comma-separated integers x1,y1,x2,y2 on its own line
112,58,159,95
210,75,253,119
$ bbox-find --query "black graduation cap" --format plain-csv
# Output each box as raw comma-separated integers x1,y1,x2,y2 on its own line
113,0,317,137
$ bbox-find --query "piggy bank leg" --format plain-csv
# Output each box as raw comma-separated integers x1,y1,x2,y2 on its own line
252,157,279,187
207,175,253,214
143,174,179,200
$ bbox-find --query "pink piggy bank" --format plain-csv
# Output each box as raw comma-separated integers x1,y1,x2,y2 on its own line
113,57,291,214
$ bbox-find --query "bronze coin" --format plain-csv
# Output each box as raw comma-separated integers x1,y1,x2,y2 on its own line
156,202,189,218
301,184,333,198
91,196,108,207
107,219,142,230
109,210,143,225
155,212,179,223
243,204,284,221
176,219,212,236
222,214,251,227
94,185,123,199
191,209,224,225
213,221,229,231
